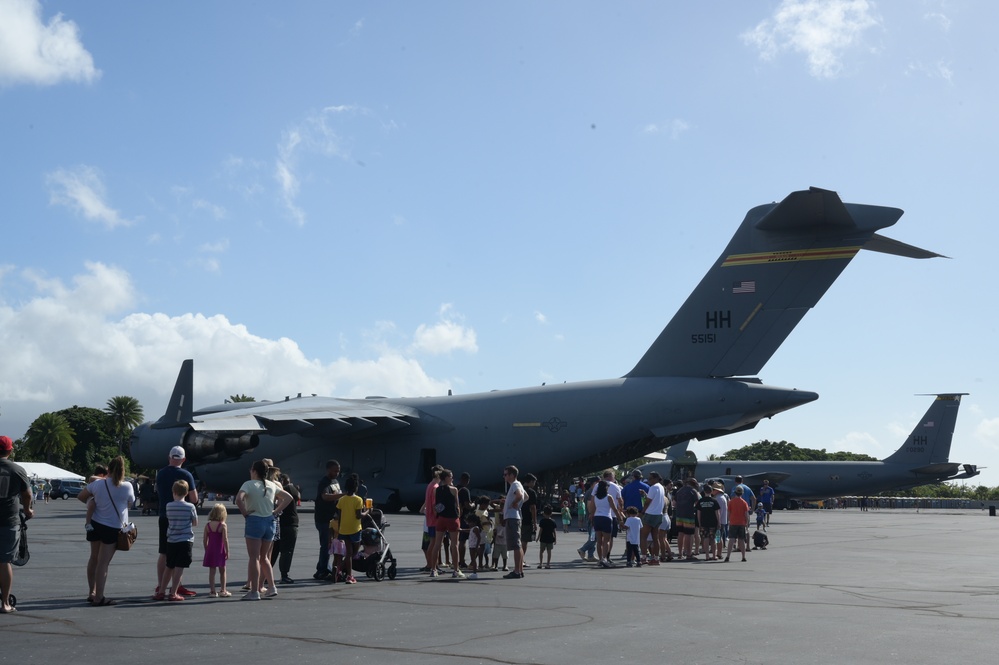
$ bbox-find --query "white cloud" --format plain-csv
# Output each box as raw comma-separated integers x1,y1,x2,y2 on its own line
742,0,881,79
924,12,951,33
0,263,452,439
411,304,478,355
0,0,100,87
831,430,882,457
193,198,227,220
275,106,359,226
974,417,999,451
643,118,690,140
534,311,548,325
46,165,132,229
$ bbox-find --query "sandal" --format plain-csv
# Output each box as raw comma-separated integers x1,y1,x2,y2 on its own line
94,597,118,606
167,594,184,602
219,590,232,597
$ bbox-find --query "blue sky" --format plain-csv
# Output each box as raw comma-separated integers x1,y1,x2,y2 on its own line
2,0,997,484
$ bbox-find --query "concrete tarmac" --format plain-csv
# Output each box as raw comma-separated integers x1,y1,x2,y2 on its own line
2,500,996,664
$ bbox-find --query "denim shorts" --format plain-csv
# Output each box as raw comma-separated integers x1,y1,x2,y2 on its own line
245,514,276,541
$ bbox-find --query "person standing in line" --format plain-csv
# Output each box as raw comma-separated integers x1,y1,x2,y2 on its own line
431,470,464,579
725,486,751,563
335,475,365,584
623,507,643,567
0,436,33,614
638,471,667,565
154,446,198,597
421,465,444,574
537,505,558,569
272,472,300,584
236,460,293,600
695,485,721,561
456,472,473,569
673,478,701,561
156,480,198,601
520,473,539,568
313,459,341,581
202,503,230,597
710,482,729,560
731,476,756,551
500,466,526,579
76,456,132,606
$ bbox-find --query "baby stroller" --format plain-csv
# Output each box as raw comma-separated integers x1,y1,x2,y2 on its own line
350,510,397,581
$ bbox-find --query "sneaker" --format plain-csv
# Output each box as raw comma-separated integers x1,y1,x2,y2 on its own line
167,593,185,602
452,570,466,579
177,586,197,597
648,559,660,566
241,583,252,591
502,566,509,571
430,569,438,578
219,590,232,597
346,576,357,584
209,591,219,598
242,591,261,601
313,571,327,580
279,576,295,585
264,588,279,598
502,571,523,579
586,556,598,562
626,562,634,567
576,548,586,560
469,572,478,580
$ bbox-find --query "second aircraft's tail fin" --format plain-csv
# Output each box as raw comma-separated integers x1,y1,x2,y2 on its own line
626,187,939,379
152,359,194,428
883,393,966,466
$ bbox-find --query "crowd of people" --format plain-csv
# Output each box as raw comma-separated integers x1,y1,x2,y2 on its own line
1,435,782,610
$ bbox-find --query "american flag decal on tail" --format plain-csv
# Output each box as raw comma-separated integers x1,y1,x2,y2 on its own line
732,280,756,294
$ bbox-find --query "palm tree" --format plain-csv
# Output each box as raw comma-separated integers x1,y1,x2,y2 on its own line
24,412,76,465
228,394,256,403
105,395,144,454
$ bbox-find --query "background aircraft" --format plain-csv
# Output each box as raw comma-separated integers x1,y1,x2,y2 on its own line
637,394,979,507
130,187,941,510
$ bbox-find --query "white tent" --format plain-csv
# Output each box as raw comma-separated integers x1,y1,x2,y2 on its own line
16,462,85,481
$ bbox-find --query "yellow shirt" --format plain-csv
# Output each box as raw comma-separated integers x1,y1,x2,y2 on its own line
336,494,363,535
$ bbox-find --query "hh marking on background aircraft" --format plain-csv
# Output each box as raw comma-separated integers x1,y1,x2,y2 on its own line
130,187,943,510
637,394,979,507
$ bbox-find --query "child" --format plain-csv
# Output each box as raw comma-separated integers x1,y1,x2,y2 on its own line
752,531,769,550
328,517,347,582
624,506,643,567
202,503,230,597
755,503,767,531
560,501,572,533
156,480,198,601
537,505,558,569
577,498,587,531
466,514,483,579
473,496,493,571
335,475,365,584
491,519,508,571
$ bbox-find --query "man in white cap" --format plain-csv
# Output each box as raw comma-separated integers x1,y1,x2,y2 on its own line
155,446,198,597
1,435,33,613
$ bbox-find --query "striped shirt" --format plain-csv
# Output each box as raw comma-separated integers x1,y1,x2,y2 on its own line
166,500,197,543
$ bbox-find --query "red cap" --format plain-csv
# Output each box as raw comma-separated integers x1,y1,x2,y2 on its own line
0,436,13,453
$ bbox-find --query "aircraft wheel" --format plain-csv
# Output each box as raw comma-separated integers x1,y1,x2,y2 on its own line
379,493,402,513
373,563,385,582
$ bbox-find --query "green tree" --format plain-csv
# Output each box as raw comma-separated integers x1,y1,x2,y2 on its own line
104,395,144,454
228,394,255,403
23,412,76,466
59,406,117,473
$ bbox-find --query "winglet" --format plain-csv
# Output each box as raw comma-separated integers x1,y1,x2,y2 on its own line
152,359,194,428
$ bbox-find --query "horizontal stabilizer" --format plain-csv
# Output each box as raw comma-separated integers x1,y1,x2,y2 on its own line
864,233,948,259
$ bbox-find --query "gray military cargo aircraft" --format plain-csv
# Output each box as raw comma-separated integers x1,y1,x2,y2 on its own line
129,187,942,510
637,394,979,506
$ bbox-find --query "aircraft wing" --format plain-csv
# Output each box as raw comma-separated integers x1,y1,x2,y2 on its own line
188,396,426,437
737,471,792,486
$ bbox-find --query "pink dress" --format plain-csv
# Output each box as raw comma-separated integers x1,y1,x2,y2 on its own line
202,522,227,568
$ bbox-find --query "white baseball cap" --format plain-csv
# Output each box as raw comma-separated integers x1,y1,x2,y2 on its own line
169,446,186,460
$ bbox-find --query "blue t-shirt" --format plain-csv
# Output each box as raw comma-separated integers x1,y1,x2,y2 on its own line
759,486,775,505
733,484,756,509
620,479,649,510
156,465,196,507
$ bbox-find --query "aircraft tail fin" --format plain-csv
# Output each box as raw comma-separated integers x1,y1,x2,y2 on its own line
152,359,194,428
882,393,966,465
626,187,939,379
